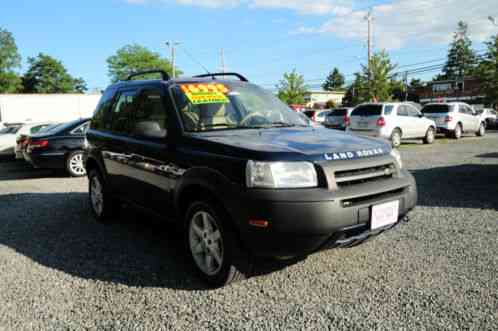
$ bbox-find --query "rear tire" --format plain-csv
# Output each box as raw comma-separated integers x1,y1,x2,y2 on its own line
186,200,252,287
476,122,485,137
88,169,119,223
423,127,435,144
390,129,402,148
66,151,86,177
452,124,462,139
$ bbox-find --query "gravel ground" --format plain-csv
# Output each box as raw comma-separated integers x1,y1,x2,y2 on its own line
0,132,497,330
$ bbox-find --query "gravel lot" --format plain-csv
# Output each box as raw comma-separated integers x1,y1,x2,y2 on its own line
0,132,497,330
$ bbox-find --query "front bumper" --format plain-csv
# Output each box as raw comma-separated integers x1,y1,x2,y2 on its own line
232,170,417,258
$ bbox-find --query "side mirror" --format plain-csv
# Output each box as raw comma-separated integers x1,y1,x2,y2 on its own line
134,121,167,139
418,114,424,118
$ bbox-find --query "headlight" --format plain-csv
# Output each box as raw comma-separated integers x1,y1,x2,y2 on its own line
390,149,403,169
246,161,318,188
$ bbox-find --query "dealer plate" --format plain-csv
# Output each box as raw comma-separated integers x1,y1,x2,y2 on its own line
371,200,399,230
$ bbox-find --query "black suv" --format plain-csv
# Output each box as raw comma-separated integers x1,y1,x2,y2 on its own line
85,70,417,286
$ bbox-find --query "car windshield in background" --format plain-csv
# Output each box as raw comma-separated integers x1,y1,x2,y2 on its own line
172,82,310,132
422,104,452,114
351,105,382,116
0,126,21,134
330,109,348,116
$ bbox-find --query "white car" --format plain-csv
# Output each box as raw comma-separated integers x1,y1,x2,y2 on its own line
421,102,485,139
347,102,437,147
0,122,53,157
477,108,497,128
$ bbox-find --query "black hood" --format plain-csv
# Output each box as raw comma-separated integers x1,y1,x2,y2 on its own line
188,127,391,162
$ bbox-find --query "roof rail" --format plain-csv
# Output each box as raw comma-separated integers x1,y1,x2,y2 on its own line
125,69,170,81
193,72,249,82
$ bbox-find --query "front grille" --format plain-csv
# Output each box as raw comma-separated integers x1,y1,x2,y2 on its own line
334,163,396,187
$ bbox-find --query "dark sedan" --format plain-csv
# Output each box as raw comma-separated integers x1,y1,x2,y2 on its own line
24,118,90,177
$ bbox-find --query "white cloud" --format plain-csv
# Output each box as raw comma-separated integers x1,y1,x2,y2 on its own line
300,0,498,49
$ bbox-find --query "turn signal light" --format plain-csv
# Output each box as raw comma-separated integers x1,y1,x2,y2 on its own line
249,219,269,228
376,117,386,127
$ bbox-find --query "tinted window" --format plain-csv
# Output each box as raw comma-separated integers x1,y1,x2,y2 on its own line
109,90,136,134
351,105,382,116
330,108,347,116
384,105,394,115
30,125,50,134
133,88,168,139
422,104,452,114
92,88,116,131
459,105,471,114
316,111,330,118
407,107,420,117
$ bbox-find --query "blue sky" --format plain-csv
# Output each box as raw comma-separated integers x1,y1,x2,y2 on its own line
3,0,497,91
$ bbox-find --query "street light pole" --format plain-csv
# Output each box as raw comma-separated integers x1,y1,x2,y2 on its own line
166,41,181,79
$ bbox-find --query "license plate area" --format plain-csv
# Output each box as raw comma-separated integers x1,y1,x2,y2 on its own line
371,200,399,230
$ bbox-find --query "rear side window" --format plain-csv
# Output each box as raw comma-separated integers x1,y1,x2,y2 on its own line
422,105,451,114
351,105,382,116
109,90,136,134
71,122,90,135
384,105,394,115
133,88,168,139
92,88,116,131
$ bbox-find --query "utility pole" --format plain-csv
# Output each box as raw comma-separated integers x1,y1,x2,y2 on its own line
365,10,373,100
165,41,181,79
220,48,226,73
403,71,409,101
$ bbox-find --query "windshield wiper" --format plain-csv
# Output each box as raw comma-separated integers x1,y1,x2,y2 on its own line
267,122,297,127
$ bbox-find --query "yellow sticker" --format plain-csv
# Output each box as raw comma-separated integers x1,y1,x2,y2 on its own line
181,84,230,105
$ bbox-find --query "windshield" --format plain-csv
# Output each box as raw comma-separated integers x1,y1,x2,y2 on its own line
351,105,383,116
422,104,452,114
172,82,310,132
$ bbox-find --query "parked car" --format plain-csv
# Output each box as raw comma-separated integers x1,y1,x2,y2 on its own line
0,122,52,156
347,103,437,147
303,109,331,123
24,118,90,176
421,102,485,139
476,108,497,128
323,107,353,130
85,70,417,287
14,122,56,159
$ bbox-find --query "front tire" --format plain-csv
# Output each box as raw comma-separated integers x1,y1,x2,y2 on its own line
423,127,435,144
66,151,86,177
476,122,486,137
186,200,251,287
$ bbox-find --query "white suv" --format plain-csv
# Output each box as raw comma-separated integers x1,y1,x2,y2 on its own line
347,103,437,147
421,102,485,139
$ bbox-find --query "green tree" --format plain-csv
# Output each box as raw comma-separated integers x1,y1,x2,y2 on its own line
409,78,423,89
476,34,498,106
22,53,87,93
342,73,368,106
107,44,180,82
362,51,397,102
0,27,22,93
322,67,345,91
437,21,477,81
276,69,308,105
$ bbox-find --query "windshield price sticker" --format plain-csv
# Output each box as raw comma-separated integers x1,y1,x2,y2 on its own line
181,84,230,105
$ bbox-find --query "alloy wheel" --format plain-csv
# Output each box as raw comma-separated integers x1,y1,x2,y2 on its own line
90,175,104,216
189,211,224,276
69,153,86,176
